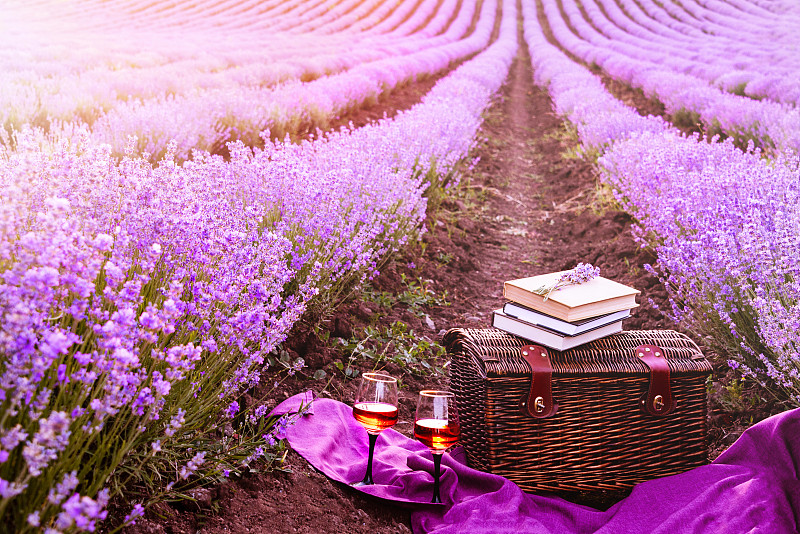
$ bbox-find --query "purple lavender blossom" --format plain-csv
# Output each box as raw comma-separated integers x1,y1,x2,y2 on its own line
164,410,186,437
48,471,79,505
273,415,291,440
0,478,26,499
533,263,601,301
179,452,206,480
559,263,601,285
56,491,109,531
123,504,145,526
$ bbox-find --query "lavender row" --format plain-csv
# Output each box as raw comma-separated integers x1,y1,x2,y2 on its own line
520,0,668,154
0,1,516,529
521,1,800,405
600,0,796,82
599,134,800,405
297,0,403,34
89,0,494,160
595,0,800,106
0,0,451,136
541,0,800,153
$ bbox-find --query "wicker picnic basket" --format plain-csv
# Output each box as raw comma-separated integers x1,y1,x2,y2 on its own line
444,328,712,494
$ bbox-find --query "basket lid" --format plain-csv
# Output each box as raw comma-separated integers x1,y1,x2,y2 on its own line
443,328,711,377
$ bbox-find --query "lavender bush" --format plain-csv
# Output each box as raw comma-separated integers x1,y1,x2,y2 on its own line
0,131,318,530
599,133,800,405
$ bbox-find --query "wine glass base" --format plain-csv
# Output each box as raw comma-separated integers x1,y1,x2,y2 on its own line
351,480,372,487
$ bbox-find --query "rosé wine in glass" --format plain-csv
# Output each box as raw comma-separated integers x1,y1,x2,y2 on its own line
352,373,398,486
414,390,460,503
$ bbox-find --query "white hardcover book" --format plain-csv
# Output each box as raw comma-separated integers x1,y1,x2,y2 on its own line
503,273,639,322
503,303,631,336
492,309,624,351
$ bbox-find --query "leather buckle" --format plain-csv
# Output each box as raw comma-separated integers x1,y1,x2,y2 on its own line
636,344,675,416
519,345,558,418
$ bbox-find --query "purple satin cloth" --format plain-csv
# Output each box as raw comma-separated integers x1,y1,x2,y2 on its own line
271,392,800,533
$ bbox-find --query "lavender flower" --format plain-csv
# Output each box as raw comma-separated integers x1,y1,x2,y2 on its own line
246,404,271,425
1,425,28,452
0,478,26,499
27,511,40,527
532,263,601,302
224,401,240,419
179,452,206,480
123,504,145,526
48,471,79,505
164,410,186,437
56,491,109,532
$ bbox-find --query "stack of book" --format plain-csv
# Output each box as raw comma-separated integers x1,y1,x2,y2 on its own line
492,271,640,351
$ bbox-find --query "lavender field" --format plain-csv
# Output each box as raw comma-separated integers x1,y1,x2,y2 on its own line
1,0,799,531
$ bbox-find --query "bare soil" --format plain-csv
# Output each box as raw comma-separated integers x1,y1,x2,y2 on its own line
125,35,780,534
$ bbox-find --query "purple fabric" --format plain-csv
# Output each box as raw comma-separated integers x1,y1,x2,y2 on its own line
271,392,800,533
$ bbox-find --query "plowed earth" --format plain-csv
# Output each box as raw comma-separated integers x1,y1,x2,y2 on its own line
125,37,776,534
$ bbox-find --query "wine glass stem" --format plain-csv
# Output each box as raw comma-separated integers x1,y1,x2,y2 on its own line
361,432,379,485
432,452,442,503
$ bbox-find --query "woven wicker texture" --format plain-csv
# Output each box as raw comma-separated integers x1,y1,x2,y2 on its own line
445,328,712,494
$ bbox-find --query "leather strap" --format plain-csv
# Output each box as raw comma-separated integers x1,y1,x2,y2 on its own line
519,345,558,418
636,344,675,416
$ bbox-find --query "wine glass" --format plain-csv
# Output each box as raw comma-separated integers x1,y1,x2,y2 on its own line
352,372,398,486
414,390,460,503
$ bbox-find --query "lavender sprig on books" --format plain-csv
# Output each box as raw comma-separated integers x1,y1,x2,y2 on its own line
495,265,640,350
531,262,601,302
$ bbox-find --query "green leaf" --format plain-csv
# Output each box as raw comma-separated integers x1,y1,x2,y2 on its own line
312,369,327,380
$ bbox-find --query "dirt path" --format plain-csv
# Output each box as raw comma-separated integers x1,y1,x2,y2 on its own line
412,42,670,334
129,36,679,534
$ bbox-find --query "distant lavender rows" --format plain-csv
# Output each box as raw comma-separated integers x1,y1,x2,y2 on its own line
1,0,489,160
540,0,800,153
590,0,800,105
0,0,518,528
15,0,395,33
92,0,497,160
1,0,452,106
521,1,800,403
